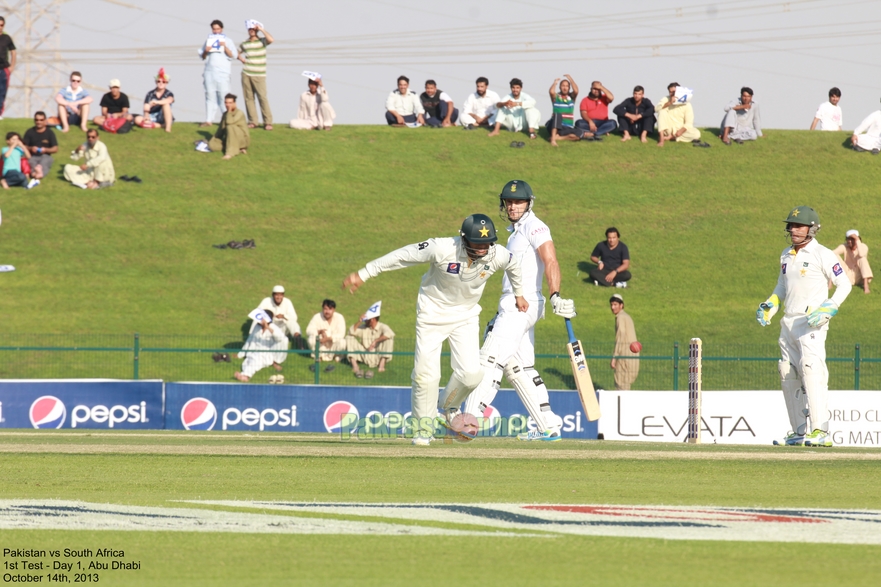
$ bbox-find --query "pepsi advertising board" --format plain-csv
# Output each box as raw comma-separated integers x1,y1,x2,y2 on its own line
0,380,164,429
166,383,598,438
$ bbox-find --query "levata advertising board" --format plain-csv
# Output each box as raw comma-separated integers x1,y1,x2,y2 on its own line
0,380,164,429
598,390,881,446
166,383,598,438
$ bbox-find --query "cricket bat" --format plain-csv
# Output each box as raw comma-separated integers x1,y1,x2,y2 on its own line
565,318,601,421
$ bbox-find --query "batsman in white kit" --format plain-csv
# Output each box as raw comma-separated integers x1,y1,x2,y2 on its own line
464,180,577,441
343,214,527,445
757,206,852,447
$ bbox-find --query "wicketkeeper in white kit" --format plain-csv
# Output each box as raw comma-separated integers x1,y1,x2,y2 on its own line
464,180,577,441
343,214,527,445
757,206,852,447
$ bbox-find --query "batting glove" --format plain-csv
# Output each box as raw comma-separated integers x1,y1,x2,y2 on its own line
756,294,780,327
807,299,838,328
550,293,576,318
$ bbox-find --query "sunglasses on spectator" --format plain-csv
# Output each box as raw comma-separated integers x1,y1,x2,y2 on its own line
71,78,81,83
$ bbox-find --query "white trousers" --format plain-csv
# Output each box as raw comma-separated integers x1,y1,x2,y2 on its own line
411,314,482,437
778,314,830,432
855,133,881,151
491,108,542,132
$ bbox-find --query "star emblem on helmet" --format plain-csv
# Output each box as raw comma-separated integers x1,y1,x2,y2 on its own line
511,183,517,192
479,227,490,237
791,208,800,217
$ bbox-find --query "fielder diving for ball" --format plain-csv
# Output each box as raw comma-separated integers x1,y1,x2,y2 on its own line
343,214,527,445
757,206,852,447
464,180,576,441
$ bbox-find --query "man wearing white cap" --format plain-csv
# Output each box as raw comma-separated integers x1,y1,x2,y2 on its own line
834,230,873,294
235,308,288,382
346,301,395,379
254,285,300,370
93,79,133,128
610,293,639,390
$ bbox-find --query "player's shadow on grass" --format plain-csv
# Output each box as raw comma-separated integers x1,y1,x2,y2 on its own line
577,261,599,284
197,130,213,141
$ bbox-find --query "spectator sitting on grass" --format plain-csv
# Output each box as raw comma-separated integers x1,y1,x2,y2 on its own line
290,77,335,130
346,301,395,379
55,71,92,133
134,69,174,132
195,93,249,159
1,132,29,189
235,308,288,382
93,79,134,128
23,111,56,188
589,227,632,288
385,75,425,127
63,129,115,189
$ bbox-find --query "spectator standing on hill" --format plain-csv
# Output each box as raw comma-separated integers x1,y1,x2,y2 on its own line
385,75,425,127
23,111,57,188
610,294,639,390
420,80,457,128
1,132,28,189
810,87,842,131
656,82,708,147
576,81,617,139
613,86,654,143
134,69,174,132
548,75,590,146
55,72,92,133
590,227,631,288
487,78,541,139
290,77,335,130
756,206,852,447
238,22,274,130
834,230,873,294
460,77,499,130
252,285,301,371
63,129,114,189
305,299,347,371
850,108,881,154
720,87,762,145
0,17,16,119
346,301,395,379
199,19,238,127
93,79,133,128
196,94,250,159
235,308,287,382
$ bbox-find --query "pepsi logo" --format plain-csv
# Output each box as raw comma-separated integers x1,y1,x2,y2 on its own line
181,397,218,431
324,401,359,433
30,396,66,429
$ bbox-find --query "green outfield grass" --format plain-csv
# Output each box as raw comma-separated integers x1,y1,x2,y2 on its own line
1,431,880,586
1,121,879,386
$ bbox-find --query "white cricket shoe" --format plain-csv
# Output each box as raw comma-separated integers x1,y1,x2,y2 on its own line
804,429,833,447
772,431,805,446
517,429,562,442
25,178,40,190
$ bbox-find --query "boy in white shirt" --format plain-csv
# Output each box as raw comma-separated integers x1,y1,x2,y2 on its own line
810,87,842,131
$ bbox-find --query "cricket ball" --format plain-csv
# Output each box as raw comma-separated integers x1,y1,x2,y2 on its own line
630,341,642,353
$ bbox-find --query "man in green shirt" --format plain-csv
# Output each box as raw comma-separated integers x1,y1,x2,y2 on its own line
238,22,274,130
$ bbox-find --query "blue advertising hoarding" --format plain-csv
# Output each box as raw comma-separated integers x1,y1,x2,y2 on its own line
166,382,598,438
0,380,164,429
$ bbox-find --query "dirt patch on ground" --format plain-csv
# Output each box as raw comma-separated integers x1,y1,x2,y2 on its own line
2,442,880,461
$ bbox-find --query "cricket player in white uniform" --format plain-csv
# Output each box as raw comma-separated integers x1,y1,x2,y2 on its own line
463,180,576,441
343,214,527,445
757,206,852,447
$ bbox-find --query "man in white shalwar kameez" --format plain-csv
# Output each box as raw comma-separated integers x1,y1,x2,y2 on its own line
487,78,541,139
290,77,335,130
252,285,300,369
236,308,288,382
851,109,881,153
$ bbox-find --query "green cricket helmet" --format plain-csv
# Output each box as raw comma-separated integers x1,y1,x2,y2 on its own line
499,180,534,221
460,213,497,260
783,206,821,242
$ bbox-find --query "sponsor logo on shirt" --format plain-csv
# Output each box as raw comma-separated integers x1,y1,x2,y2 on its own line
531,226,549,236
833,263,843,276
782,263,787,274
446,263,460,274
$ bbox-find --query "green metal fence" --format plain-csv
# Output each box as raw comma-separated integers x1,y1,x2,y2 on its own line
1,334,879,390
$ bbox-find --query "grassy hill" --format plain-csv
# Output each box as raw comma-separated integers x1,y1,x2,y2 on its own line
0,121,879,387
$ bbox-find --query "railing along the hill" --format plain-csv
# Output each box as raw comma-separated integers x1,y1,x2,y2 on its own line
0,335,878,391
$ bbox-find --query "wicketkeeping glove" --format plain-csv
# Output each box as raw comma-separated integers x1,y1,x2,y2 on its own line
550,293,576,318
756,294,780,327
807,299,838,327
